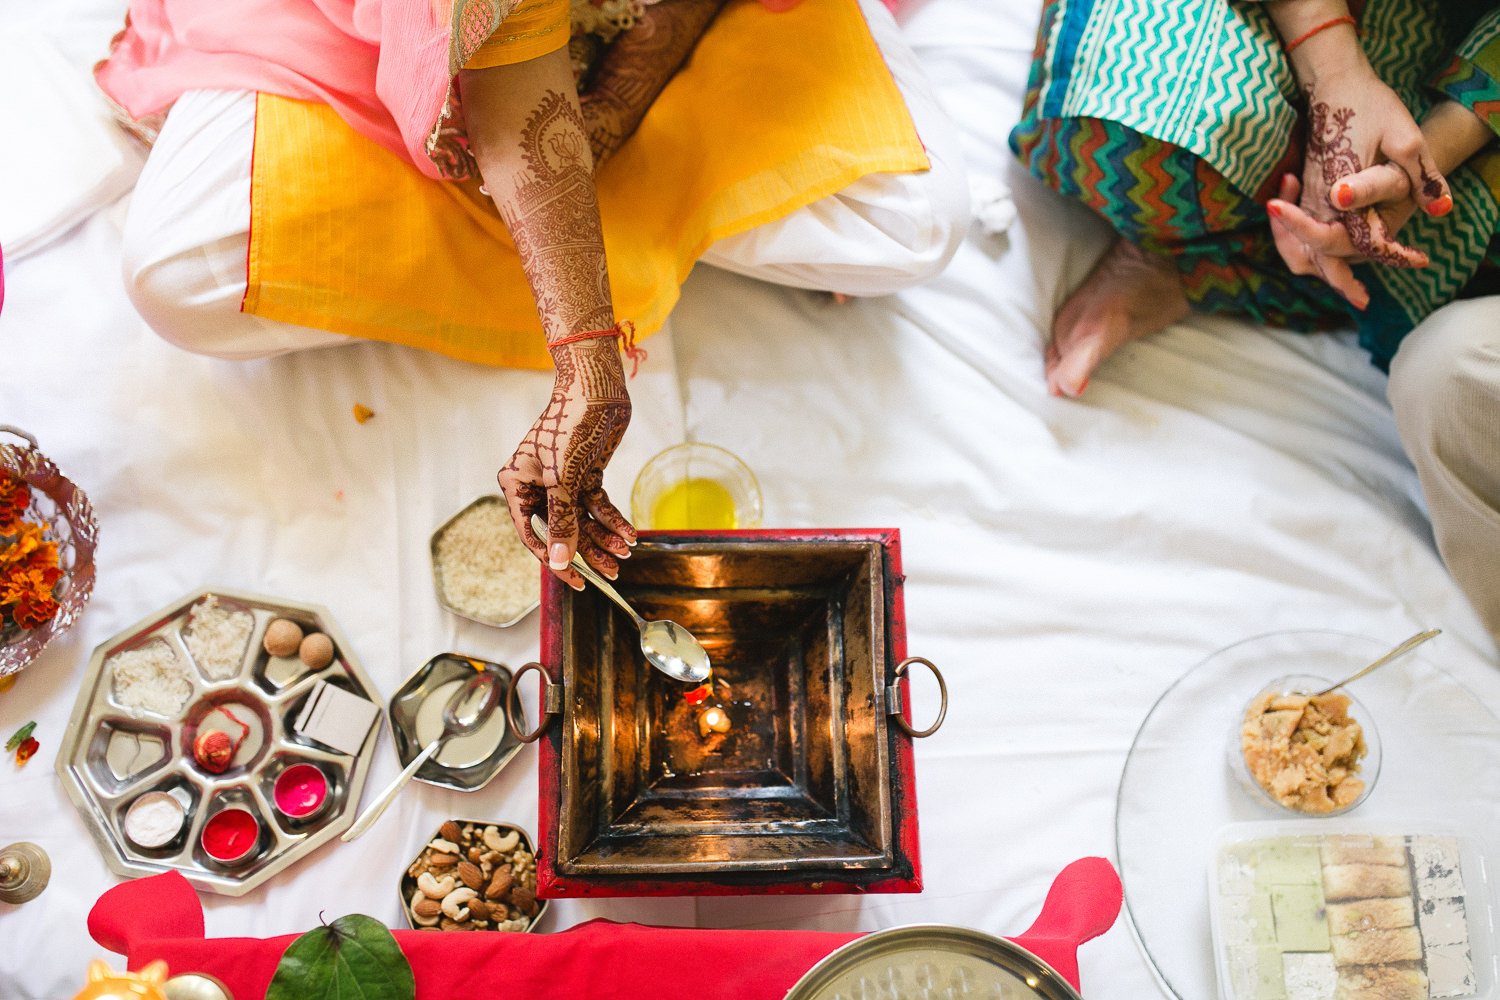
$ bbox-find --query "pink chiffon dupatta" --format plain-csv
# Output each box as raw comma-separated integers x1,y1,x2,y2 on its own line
95,0,832,182
96,0,521,179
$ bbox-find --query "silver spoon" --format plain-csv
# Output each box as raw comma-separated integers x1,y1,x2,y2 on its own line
532,514,711,684
342,670,501,841
1310,628,1441,697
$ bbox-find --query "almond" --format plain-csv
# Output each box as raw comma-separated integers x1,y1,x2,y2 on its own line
467,898,491,921
485,869,514,900
412,897,442,919
427,852,459,867
511,886,539,917
439,820,463,843
467,846,483,864
439,918,473,932
457,861,483,891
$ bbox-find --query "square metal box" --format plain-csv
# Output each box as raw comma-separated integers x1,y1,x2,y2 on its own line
527,529,931,897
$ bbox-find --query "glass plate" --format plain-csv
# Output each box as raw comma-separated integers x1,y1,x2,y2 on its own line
1115,630,1500,1000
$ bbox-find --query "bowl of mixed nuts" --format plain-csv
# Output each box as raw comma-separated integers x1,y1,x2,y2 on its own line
399,820,545,932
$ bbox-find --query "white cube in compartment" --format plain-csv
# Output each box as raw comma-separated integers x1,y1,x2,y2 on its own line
1427,942,1477,999
1280,952,1334,1000
1412,836,1466,899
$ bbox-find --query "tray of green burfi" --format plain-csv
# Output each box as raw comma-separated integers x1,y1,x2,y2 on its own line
1209,822,1496,1000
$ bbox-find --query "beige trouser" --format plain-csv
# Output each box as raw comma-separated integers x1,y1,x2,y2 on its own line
1388,297,1500,644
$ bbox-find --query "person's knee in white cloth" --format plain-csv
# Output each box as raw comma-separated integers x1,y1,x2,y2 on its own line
119,0,969,361
1387,296,1500,644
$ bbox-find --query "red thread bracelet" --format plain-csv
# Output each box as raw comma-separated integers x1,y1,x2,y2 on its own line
1283,15,1356,54
549,319,647,377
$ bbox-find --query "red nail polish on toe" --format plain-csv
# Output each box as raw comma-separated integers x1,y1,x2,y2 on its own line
1428,195,1454,216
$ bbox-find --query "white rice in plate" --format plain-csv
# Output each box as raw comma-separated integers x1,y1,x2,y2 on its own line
109,639,193,716
182,595,254,680
434,501,540,624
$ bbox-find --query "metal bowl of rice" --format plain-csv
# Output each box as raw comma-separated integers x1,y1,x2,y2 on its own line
0,426,99,678
430,495,542,629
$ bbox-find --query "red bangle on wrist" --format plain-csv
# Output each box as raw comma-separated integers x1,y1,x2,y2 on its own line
1282,15,1357,54
549,319,647,377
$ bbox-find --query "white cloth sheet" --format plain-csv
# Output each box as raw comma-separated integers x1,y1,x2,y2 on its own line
3,1,1499,999
0,29,142,260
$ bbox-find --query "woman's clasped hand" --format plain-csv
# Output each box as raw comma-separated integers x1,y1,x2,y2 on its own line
1265,10,1454,308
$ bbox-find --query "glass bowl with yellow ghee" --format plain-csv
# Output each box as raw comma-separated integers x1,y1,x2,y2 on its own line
631,442,762,530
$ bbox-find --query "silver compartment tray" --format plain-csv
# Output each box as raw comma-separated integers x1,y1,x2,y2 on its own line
55,586,384,896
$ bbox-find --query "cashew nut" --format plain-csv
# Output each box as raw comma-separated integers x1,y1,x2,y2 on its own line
408,890,440,927
417,872,456,899
482,826,520,852
442,886,478,921
427,837,460,854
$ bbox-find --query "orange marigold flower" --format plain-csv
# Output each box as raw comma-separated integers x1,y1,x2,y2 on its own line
13,595,58,629
0,473,28,513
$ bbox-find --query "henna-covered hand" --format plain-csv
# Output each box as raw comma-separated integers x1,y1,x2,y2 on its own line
460,56,639,583
498,337,635,590
577,0,727,166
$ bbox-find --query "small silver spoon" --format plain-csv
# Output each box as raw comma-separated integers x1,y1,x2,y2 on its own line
342,670,500,841
532,514,711,684
1310,628,1441,697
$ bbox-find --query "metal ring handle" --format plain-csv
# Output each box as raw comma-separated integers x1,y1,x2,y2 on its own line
0,426,38,450
506,661,554,744
890,656,947,738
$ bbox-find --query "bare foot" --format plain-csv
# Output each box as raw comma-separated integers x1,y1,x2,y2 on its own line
1047,238,1189,397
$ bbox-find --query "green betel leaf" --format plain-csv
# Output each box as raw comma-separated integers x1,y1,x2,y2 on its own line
266,914,415,1000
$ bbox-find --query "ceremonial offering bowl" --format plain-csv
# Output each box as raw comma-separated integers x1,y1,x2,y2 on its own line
510,528,947,897
0,425,98,678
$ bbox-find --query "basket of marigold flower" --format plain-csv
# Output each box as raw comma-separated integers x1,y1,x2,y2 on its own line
0,426,98,678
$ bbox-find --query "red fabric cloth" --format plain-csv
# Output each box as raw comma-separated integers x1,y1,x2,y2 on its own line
88,858,1122,1000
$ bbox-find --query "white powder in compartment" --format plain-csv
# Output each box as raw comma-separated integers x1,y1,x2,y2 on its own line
183,595,255,680
109,639,194,716
435,501,540,624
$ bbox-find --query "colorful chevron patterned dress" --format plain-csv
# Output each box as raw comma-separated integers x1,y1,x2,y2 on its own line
1010,0,1500,367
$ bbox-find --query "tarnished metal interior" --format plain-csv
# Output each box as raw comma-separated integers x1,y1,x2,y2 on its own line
556,538,895,876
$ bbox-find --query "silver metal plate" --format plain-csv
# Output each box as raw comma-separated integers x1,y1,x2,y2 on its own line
784,925,1082,1000
429,495,541,629
388,654,522,791
54,586,384,896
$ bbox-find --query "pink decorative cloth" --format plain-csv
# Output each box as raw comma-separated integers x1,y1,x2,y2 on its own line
93,0,820,181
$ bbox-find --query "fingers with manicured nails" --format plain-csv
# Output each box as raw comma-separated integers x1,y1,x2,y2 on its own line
1381,132,1451,216
544,492,587,588
501,475,584,590
1329,162,1408,213
1267,199,1368,306
581,487,636,551
1344,206,1430,268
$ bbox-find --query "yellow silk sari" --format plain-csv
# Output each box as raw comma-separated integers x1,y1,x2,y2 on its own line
242,0,927,369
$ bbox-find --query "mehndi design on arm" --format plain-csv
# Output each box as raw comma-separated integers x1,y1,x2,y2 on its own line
500,90,615,342
1306,98,1425,268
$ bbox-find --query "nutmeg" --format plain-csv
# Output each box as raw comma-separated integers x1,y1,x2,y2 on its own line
298,632,335,669
262,618,304,658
